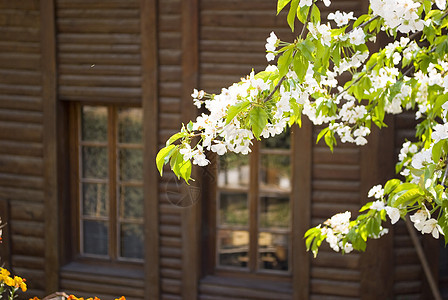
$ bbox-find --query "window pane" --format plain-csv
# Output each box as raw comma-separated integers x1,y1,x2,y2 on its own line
258,232,289,271
82,146,108,179
218,153,249,188
259,197,290,229
118,108,143,144
83,220,108,256
260,154,291,191
119,148,143,181
119,185,143,219
219,192,248,226
81,106,108,142
82,183,108,217
120,223,144,259
217,229,249,268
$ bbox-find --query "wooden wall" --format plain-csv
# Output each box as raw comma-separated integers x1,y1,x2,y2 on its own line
0,0,46,297
0,0,430,299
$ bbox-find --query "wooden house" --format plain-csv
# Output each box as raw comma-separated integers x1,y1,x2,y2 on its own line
0,0,444,299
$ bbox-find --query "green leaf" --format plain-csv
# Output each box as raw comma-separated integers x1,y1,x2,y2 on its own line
226,100,250,125
293,51,309,82
166,132,186,147
277,0,292,14
384,179,401,195
156,144,176,175
278,49,294,77
310,4,320,24
316,127,329,144
179,159,192,183
249,106,268,139
297,5,310,23
432,140,445,163
287,0,299,31
298,38,315,61
393,188,424,207
353,14,370,28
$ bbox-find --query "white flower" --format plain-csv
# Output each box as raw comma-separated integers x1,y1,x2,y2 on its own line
411,149,432,169
343,242,353,253
432,123,448,143
179,144,195,161
211,142,227,155
410,208,430,224
299,0,312,7
436,0,446,10
322,0,331,6
385,206,400,224
348,28,365,46
266,52,276,62
327,11,355,27
370,200,385,211
368,185,384,199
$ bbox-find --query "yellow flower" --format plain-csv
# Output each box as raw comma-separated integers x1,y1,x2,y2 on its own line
14,276,27,292
0,268,10,277
29,297,40,300
115,297,126,300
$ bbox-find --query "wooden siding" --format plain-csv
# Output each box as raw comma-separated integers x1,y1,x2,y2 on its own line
158,0,184,299
55,1,145,298
0,0,46,297
393,111,424,299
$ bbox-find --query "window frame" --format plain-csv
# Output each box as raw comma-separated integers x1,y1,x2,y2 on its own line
202,125,308,284
69,102,144,265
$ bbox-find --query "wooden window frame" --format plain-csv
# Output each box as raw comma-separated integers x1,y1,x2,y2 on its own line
202,125,310,289
69,102,144,265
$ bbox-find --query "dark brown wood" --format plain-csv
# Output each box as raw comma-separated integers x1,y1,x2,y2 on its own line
141,0,160,298
293,120,312,300
359,117,395,300
180,0,200,298
41,0,59,293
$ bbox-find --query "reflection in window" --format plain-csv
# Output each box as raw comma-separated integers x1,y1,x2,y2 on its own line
78,105,143,260
216,130,292,273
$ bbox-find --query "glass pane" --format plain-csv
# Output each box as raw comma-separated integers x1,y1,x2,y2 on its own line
119,148,143,181
219,192,248,226
118,108,143,144
218,153,249,188
261,127,290,149
120,223,144,259
82,183,108,217
83,220,108,256
81,106,108,142
260,154,291,191
259,197,290,228
119,185,143,219
217,229,249,268
82,146,108,179
258,232,289,271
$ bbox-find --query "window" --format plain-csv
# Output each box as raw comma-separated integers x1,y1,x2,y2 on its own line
72,104,144,261
215,130,292,275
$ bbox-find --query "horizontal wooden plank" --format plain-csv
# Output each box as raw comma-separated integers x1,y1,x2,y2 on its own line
159,82,181,98
0,173,42,189
0,108,42,123
160,113,182,130
160,225,181,237
59,74,141,87
160,247,182,258
161,278,182,295
59,43,140,54
159,15,181,32
313,180,360,192
394,265,422,281
0,140,42,157
313,190,360,204
58,86,141,100
159,34,182,51
0,94,42,111
58,53,140,65
160,66,182,82
60,279,144,297
0,186,44,202
57,19,140,33
61,271,144,289
201,11,289,28
311,267,360,282
0,83,41,96
312,202,359,218
61,290,142,300
0,0,39,10
312,251,360,269
394,248,419,265
59,64,140,77
57,8,140,19
311,278,360,297
11,235,44,256
58,33,141,44
159,49,182,65
313,147,359,165
160,257,181,270
13,267,45,290
160,97,180,114
393,280,422,295
12,254,44,269
0,27,39,42
0,10,39,27
313,164,360,180
160,268,182,280
10,220,44,237
199,282,291,300
10,201,44,221
160,214,181,225
57,0,139,9
0,154,43,176
201,51,265,65
0,41,39,53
